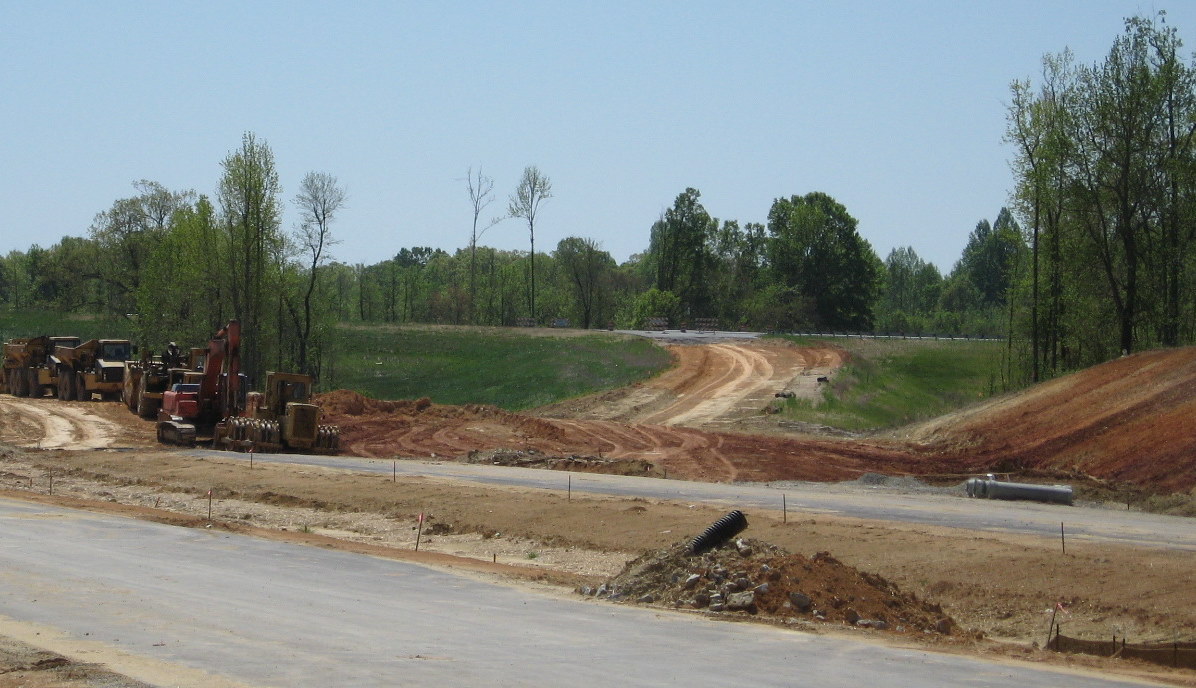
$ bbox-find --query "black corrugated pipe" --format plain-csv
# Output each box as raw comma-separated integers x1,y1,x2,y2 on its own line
690,510,748,554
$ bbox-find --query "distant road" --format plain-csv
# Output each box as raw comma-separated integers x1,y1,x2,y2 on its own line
615,328,762,341
615,329,1003,342
197,450,1196,551
0,498,1154,688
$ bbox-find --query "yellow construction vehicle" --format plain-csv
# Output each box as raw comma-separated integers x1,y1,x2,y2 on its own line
2,335,80,397
124,346,205,418
214,371,339,453
55,339,133,401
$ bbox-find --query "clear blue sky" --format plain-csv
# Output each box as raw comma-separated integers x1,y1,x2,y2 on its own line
3,1,1193,274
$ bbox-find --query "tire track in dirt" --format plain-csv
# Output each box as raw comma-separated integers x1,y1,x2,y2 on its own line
0,398,118,450
639,343,765,427
326,340,856,482
509,418,741,482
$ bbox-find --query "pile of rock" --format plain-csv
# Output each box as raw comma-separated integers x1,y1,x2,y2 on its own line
582,537,957,636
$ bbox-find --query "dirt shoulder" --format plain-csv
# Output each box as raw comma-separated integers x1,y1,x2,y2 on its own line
0,633,152,688
899,347,1196,493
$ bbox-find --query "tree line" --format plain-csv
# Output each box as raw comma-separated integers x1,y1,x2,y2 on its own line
4,13,1191,390
0,163,1019,380
1006,12,1196,381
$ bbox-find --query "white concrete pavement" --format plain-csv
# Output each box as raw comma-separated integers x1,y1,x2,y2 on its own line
0,497,1161,687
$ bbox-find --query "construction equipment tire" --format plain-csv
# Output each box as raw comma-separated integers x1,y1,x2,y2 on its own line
26,370,44,398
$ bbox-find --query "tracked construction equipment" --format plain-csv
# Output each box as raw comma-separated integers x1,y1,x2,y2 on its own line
154,320,338,453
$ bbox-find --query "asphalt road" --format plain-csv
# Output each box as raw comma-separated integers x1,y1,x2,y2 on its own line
0,498,1158,687
201,450,1196,552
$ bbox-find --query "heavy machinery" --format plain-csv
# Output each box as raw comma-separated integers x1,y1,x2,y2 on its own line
54,339,133,401
2,335,81,397
2,337,37,396
156,320,338,453
156,322,243,446
214,371,339,453
124,345,205,418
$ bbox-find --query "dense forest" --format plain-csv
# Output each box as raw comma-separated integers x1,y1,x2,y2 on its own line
2,14,1194,390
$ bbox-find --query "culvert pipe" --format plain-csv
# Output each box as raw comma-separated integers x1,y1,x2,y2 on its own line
690,510,748,554
966,477,1072,505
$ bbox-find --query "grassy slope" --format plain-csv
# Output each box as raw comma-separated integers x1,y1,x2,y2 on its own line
2,310,1001,424
0,311,135,343
774,336,1005,432
330,324,671,410
1,313,671,411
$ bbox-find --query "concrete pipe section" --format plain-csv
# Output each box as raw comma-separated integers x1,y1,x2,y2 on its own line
966,475,1074,505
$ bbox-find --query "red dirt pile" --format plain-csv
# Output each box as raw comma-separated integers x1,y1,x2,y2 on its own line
316,390,434,416
917,347,1196,492
587,538,958,637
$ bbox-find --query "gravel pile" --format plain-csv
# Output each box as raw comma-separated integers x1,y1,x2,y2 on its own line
582,537,958,636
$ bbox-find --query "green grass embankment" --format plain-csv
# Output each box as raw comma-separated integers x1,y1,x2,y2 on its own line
0,311,134,344
329,324,671,410
775,336,1004,432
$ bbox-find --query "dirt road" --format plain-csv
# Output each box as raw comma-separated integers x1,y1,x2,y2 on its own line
537,339,842,426
325,340,874,482
0,397,120,451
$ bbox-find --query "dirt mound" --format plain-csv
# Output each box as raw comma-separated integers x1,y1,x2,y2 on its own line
911,347,1196,492
587,537,957,636
316,390,433,417
465,448,659,476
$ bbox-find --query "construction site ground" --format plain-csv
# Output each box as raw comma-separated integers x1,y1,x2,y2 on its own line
1,336,1195,686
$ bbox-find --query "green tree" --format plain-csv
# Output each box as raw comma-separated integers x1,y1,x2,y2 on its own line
135,195,224,349
953,210,1023,307
707,220,766,328
554,237,615,328
289,172,345,377
646,188,717,320
1007,51,1076,379
881,247,941,315
217,132,284,384
630,288,681,328
90,181,193,318
765,192,880,330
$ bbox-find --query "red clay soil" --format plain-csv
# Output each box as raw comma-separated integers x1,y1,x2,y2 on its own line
316,342,1196,492
904,346,1196,492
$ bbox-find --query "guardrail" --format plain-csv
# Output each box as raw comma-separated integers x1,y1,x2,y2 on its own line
786,331,1005,342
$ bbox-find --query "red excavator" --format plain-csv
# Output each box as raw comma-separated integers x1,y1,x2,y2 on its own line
156,320,244,446
156,320,338,453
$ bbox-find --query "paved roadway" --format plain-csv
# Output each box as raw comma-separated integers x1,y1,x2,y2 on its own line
200,450,1196,552
0,498,1159,687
